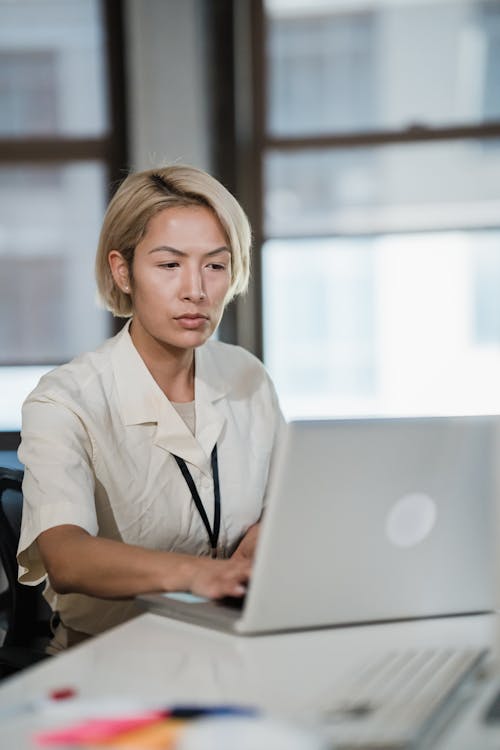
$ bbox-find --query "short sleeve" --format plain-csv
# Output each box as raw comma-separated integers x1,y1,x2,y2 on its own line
17,395,98,584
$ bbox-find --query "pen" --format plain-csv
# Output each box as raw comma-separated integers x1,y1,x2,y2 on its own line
168,705,257,719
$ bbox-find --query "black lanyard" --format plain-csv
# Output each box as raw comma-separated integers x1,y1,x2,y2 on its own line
172,445,221,558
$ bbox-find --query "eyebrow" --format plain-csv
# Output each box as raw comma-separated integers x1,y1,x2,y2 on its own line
147,245,231,257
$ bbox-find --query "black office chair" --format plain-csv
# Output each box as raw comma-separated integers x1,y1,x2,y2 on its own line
0,466,52,678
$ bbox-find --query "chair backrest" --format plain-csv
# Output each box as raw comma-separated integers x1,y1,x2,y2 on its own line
0,467,51,648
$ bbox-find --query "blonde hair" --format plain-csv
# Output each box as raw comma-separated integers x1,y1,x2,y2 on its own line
95,165,251,317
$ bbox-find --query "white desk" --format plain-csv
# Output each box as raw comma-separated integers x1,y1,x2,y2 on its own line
0,612,497,749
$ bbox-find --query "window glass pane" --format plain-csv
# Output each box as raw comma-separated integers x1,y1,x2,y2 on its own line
265,0,500,135
263,231,500,419
265,138,500,237
0,366,54,431
0,0,108,137
0,163,109,364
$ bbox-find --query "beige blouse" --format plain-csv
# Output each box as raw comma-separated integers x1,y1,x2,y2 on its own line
18,321,285,638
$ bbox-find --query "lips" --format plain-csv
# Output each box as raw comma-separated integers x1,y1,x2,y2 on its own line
174,313,209,329
175,313,208,320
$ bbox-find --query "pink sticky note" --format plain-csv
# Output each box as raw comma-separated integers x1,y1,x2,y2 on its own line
36,711,164,745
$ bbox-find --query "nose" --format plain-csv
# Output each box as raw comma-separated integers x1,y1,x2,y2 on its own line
181,266,206,301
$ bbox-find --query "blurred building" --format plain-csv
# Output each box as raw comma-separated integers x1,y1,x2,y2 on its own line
1,0,500,441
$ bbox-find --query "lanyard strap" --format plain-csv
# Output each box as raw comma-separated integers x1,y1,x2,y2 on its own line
173,446,221,558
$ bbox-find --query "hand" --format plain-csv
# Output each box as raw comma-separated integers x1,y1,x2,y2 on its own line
187,556,251,599
37,525,250,601
231,522,260,562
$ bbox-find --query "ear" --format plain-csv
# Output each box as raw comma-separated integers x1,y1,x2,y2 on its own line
108,250,131,293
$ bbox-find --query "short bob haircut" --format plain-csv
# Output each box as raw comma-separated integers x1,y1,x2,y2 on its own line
95,165,251,317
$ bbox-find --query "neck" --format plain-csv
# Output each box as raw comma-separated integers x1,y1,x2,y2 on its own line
128,321,195,402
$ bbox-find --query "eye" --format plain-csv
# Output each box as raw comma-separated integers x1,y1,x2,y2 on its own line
158,262,180,269
207,262,227,271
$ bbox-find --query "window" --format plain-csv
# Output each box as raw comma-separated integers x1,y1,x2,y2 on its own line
0,51,59,135
268,11,376,135
259,0,500,419
0,0,126,439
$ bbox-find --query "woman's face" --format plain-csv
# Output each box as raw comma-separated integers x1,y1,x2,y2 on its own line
111,205,232,355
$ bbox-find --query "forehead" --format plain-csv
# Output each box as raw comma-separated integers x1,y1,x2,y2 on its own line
139,205,228,251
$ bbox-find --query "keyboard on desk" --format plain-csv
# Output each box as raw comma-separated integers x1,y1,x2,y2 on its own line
315,647,488,749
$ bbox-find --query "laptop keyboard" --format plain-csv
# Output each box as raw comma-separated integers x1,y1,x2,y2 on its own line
316,647,488,749
216,594,246,610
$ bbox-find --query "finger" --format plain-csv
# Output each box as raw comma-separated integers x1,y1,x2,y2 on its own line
231,582,247,596
216,582,246,599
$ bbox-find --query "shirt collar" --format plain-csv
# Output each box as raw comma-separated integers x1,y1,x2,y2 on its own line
110,320,229,473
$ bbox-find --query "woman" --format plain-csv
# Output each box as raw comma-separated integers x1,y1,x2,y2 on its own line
17,165,284,651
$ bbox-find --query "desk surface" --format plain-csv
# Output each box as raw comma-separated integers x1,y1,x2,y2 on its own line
0,612,498,748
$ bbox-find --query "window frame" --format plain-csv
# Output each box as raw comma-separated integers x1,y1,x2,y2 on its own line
0,0,128,450
226,0,500,362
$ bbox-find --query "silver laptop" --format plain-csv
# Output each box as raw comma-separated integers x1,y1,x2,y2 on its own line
138,416,497,635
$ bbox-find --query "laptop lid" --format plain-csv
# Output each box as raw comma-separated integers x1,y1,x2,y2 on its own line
237,415,496,633
139,415,496,634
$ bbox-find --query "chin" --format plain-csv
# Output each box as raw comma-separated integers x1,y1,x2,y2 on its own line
174,331,213,349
